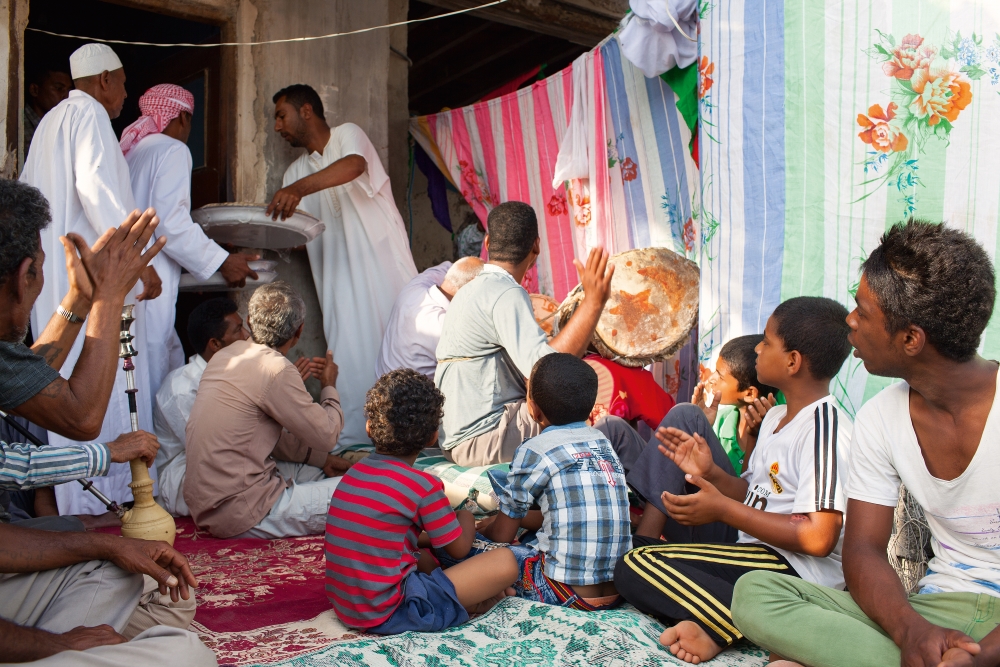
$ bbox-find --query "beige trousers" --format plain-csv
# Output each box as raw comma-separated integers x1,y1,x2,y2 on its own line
121,575,198,639
442,400,543,467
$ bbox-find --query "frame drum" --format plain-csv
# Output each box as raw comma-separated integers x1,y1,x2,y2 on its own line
555,247,699,367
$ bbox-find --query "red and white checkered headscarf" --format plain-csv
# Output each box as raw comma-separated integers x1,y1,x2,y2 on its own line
119,83,195,156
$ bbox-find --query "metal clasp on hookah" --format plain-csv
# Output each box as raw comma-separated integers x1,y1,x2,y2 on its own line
119,304,139,433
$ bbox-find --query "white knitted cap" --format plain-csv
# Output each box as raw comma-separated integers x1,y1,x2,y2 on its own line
69,43,123,79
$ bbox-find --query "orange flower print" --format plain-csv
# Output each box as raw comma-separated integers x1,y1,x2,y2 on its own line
910,61,973,126
571,188,591,228
547,192,568,217
882,33,938,80
698,56,715,99
682,217,696,252
857,102,908,153
620,157,638,182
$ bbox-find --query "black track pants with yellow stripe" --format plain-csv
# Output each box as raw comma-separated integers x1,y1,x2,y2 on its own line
614,536,799,647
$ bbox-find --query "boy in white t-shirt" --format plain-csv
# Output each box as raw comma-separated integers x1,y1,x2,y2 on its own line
733,221,1000,667
614,296,853,663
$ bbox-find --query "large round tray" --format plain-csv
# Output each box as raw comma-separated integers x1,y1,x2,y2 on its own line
191,202,325,250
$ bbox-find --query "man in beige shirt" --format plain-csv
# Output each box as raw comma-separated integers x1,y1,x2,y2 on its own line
184,282,351,538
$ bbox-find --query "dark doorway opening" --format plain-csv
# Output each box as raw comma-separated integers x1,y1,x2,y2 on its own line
25,0,224,207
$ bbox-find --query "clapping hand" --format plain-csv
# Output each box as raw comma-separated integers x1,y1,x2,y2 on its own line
661,474,731,526
294,355,326,382
692,380,721,425
655,427,715,478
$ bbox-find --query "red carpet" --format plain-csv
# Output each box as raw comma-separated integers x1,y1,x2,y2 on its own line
102,517,331,632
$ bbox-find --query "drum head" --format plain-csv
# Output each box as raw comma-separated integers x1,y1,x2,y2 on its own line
192,203,325,249
556,247,699,366
530,294,559,337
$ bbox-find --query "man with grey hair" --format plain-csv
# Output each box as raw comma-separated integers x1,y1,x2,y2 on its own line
376,257,484,379
184,282,349,538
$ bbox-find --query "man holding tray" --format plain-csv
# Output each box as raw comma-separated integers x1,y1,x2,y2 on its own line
268,84,417,449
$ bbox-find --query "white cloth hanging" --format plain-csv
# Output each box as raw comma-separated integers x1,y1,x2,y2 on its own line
618,0,699,79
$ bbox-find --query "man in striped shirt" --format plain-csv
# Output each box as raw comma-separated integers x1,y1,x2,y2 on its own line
326,369,518,634
614,297,853,664
0,180,162,521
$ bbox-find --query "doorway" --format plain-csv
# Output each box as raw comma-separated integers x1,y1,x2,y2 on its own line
25,0,225,207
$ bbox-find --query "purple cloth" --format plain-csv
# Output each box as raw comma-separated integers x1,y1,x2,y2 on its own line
414,143,452,232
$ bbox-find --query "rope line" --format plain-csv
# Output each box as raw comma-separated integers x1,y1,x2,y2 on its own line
26,0,508,48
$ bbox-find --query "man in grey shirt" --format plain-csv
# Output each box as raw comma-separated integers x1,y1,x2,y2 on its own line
436,201,645,468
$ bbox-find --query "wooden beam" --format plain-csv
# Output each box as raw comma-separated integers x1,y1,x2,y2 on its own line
419,0,626,47
410,32,540,102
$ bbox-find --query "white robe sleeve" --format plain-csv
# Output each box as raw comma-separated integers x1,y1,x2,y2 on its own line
72,106,133,236
152,145,229,281
334,122,389,197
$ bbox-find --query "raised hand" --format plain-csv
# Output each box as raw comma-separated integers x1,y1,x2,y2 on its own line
573,247,615,307
655,427,715,478
742,393,776,436
661,474,730,526
294,355,324,382
67,208,165,303
107,538,199,602
60,236,94,311
692,380,721,425
319,350,339,389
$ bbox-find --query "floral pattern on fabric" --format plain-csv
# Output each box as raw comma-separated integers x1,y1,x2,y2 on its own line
245,597,769,667
859,30,990,217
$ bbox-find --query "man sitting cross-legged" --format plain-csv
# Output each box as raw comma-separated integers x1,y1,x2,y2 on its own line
732,221,1000,667
436,200,650,469
184,282,351,538
614,297,853,663
153,298,248,516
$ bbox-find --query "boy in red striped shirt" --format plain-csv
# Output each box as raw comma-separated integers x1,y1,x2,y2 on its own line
325,368,518,633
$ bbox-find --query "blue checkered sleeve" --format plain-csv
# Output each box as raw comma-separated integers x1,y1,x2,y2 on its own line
497,445,552,520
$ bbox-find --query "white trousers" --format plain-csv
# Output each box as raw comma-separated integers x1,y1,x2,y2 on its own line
236,461,341,539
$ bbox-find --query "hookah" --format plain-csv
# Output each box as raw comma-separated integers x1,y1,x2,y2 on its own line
117,304,176,544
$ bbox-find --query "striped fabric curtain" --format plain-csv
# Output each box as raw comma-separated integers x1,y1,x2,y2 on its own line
699,0,1000,416
409,38,698,303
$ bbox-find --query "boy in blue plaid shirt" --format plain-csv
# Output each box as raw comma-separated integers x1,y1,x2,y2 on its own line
478,353,631,610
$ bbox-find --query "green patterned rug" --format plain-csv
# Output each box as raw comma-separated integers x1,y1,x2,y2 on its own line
251,598,768,666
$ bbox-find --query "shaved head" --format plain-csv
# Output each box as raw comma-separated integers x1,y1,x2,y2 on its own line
440,257,484,299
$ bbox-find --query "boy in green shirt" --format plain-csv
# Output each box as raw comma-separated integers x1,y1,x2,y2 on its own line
627,335,777,543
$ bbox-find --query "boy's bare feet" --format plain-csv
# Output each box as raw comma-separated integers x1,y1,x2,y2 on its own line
659,621,723,664
465,587,516,616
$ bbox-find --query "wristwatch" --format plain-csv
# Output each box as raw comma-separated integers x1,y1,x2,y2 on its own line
56,305,84,324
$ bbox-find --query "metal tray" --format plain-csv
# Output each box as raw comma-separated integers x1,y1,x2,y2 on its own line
192,202,325,250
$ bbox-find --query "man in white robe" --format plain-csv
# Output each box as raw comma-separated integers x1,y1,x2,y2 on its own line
153,298,248,516
122,84,257,396
267,84,417,447
20,43,162,515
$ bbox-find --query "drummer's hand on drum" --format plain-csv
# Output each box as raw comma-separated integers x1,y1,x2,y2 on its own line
574,247,616,307
106,430,160,467
266,184,304,221
219,253,260,288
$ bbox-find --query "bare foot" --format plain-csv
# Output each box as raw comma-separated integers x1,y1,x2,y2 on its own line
659,621,723,664
466,587,516,616
768,661,805,666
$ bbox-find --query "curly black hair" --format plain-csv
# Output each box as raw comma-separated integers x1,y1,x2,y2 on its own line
861,220,995,361
365,368,444,456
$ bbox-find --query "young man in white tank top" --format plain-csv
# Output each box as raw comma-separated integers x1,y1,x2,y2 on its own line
733,220,1000,667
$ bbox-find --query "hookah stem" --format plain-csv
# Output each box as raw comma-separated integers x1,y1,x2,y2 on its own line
0,409,124,517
